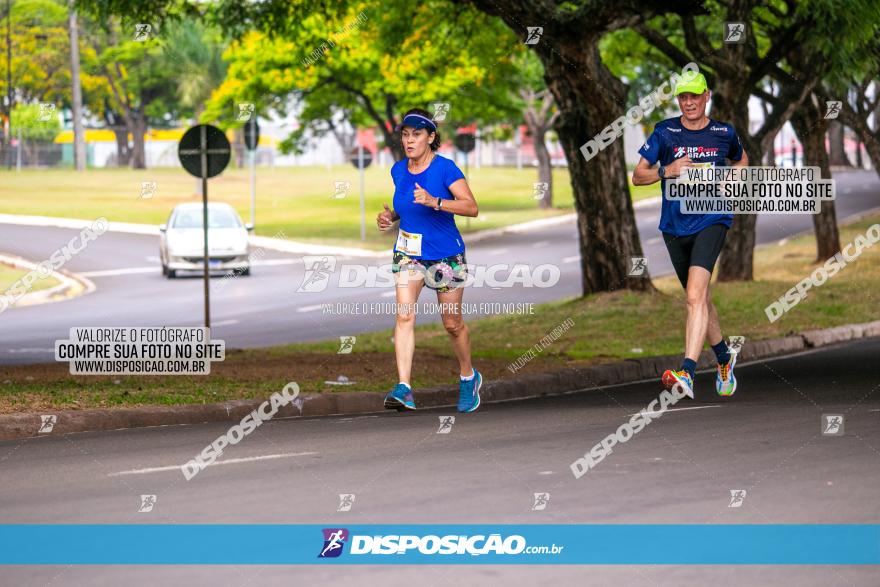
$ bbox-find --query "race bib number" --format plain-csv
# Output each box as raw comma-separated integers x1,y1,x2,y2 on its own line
396,229,423,257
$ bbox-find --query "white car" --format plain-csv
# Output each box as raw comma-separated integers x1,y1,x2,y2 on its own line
159,202,252,278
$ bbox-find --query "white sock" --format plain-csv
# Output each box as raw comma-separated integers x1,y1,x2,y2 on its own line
460,370,475,381
398,382,411,390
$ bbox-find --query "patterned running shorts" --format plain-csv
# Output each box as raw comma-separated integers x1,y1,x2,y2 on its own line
391,250,468,293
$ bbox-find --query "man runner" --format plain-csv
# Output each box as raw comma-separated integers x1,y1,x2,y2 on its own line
632,71,748,398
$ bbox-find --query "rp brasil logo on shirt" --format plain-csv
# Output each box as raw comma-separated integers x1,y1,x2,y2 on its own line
673,145,719,159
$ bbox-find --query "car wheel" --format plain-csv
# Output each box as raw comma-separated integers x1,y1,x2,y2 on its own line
166,269,176,279
240,267,250,277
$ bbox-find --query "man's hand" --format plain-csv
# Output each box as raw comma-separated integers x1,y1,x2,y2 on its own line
377,203,397,231
664,155,693,178
413,182,439,208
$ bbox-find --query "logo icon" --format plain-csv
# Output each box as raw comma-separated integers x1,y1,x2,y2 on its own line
524,26,543,45
531,492,550,511
728,335,745,354
38,415,57,434
133,24,152,41
332,180,351,199
723,22,746,44
824,101,842,120
674,146,687,158
337,336,356,354
628,256,648,277
430,102,450,122
728,489,747,508
337,494,355,512
237,102,255,122
437,416,455,434
140,181,157,199
297,255,337,292
38,103,56,122
138,494,157,512
532,182,548,200
318,528,349,558
822,414,844,436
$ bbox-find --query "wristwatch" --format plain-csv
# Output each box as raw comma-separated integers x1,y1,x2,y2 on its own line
435,198,442,211
658,165,667,179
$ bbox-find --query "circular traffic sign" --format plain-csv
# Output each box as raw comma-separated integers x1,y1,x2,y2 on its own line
350,146,373,169
178,124,231,178
454,132,476,153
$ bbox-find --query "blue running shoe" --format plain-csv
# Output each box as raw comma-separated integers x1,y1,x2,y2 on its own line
457,369,482,413
384,383,416,411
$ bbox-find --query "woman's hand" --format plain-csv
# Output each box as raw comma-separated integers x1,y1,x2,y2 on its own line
413,182,438,209
377,203,397,231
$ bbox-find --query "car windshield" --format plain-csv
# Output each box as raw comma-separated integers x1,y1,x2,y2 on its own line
172,208,241,229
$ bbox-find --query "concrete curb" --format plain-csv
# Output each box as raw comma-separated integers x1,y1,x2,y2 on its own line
3,320,879,441
0,253,96,310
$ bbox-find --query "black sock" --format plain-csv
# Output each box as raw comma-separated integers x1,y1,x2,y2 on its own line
681,358,697,380
712,341,731,365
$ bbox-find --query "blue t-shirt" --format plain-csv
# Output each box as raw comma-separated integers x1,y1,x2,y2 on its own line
638,117,744,237
391,154,466,259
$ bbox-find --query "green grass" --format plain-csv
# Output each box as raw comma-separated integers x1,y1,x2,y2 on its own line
0,166,657,250
0,263,61,293
2,213,877,413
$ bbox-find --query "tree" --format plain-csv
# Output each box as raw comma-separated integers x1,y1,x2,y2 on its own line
454,0,713,294
515,52,560,209
202,0,521,163
635,0,876,279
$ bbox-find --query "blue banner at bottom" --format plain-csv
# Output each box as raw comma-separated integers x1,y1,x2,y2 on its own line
1,525,878,564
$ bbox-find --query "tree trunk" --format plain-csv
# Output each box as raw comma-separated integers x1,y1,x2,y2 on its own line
113,127,130,166
532,126,553,208
68,1,87,171
827,120,851,167
710,82,760,282
129,113,147,169
791,104,841,261
842,108,880,176
541,42,651,294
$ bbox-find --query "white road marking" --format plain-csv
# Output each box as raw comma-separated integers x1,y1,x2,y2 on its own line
485,248,509,255
296,303,325,313
108,451,317,477
646,236,662,245
212,319,239,327
380,290,396,298
251,258,302,267
145,256,160,262
562,255,580,264
532,240,550,247
79,267,157,277
626,405,723,417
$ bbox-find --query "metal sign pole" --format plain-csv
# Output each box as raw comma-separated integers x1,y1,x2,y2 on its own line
200,125,211,330
249,118,256,227
359,144,366,241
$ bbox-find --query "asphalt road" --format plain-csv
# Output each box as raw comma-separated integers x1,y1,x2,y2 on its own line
0,169,877,364
1,337,878,585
